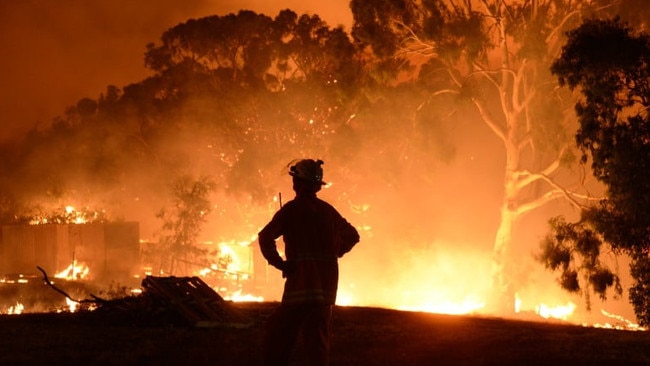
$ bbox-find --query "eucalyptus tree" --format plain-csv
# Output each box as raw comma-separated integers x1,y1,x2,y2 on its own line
543,18,650,325
349,0,619,312
142,10,362,199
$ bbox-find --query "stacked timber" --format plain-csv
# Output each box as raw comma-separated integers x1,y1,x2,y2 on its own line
141,276,252,328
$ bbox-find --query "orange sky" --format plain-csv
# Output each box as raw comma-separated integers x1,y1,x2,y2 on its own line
0,0,352,142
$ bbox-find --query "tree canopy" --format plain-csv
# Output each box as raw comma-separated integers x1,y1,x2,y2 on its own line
543,17,650,324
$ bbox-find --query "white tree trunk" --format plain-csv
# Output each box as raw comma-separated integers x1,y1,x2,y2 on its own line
490,131,522,313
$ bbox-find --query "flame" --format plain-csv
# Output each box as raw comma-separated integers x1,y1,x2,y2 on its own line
28,204,105,225
65,298,78,313
197,239,253,276
7,302,24,315
225,290,263,302
55,262,90,280
592,309,646,331
534,302,576,320
193,239,259,301
513,293,577,321
53,298,85,313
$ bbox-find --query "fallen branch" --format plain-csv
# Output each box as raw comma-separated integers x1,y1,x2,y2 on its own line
36,266,107,305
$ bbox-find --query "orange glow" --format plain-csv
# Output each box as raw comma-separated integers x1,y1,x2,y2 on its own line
337,243,492,315
331,241,643,329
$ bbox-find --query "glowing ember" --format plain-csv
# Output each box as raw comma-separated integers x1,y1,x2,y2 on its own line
225,290,263,302
0,275,29,284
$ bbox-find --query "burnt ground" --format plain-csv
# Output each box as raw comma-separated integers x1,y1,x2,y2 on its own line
0,302,649,366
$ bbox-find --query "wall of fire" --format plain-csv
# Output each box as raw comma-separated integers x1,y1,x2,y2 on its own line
0,222,140,281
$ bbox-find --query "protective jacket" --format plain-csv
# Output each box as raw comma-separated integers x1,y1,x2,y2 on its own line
258,193,359,305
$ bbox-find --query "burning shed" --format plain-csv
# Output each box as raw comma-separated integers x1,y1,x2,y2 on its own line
0,222,140,282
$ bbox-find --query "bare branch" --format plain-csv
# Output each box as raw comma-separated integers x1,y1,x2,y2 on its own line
393,20,437,58
432,67,463,89
515,189,569,215
514,146,567,190
516,167,602,215
417,89,461,111
513,60,537,115
472,97,506,142
468,66,516,142
545,9,582,54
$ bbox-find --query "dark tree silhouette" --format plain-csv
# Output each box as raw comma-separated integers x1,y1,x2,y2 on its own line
543,17,650,324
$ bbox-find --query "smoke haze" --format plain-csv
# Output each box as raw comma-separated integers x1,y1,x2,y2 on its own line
0,1,638,325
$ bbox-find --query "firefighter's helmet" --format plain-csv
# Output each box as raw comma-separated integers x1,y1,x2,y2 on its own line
288,159,326,185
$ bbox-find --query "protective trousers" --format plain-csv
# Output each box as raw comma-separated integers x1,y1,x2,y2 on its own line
263,303,332,366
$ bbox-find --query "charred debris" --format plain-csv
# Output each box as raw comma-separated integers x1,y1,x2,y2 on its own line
32,266,256,329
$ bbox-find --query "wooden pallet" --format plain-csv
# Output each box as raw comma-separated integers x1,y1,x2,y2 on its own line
141,276,252,328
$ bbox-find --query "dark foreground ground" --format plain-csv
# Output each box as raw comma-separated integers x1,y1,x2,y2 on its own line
1,302,650,366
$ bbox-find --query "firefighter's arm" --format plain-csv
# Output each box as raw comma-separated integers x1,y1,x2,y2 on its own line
258,229,285,270
258,213,292,274
337,219,360,257
258,234,294,277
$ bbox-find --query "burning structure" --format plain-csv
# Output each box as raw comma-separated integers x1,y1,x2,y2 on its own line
0,222,140,283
